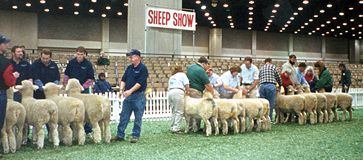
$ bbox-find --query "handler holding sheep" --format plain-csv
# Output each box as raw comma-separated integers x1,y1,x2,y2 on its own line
114,49,148,143
240,57,259,98
0,35,18,140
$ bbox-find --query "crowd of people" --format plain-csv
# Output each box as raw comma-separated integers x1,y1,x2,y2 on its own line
167,55,352,133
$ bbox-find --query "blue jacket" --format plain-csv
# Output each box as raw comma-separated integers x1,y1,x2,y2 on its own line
11,59,32,85
94,79,113,94
122,63,148,93
65,58,95,85
31,58,60,84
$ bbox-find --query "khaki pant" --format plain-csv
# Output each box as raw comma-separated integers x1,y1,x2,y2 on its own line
189,88,202,98
168,89,185,132
241,84,258,98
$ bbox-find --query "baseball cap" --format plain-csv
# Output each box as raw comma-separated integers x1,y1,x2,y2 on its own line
129,49,141,56
0,35,11,44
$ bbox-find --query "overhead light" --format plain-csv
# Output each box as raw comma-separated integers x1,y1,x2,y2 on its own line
345,30,348,33
211,21,215,24
313,15,318,18
339,12,344,16
274,4,280,8
321,24,325,27
320,10,325,13
339,32,343,35
248,17,253,20
359,24,363,27
25,3,31,7
360,0,363,4
282,28,285,30
308,32,312,35
298,7,303,11
204,12,210,17
350,19,354,22
287,21,291,24
248,27,252,30
343,22,347,26
284,24,288,27
331,29,335,32
124,3,128,6
106,6,111,10
265,26,269,29
74,11,79,15
303,0,309,4
44,8,49,12
249,1,254,4
297,29,301,31
359,32,362,34
326,21,331,24
248,7,253,10
264,29,268,31
312,30,316,33
301,26,305,29
231,25,235,28
321,34,325,36
40,0,46,4
201,5,206,10
227,15,232,19
249,12,253,15
196,0,201,4
117,12,122,16
359,37,362,39
268,19,273,23
91,0,97,2
360,15,363,17
230,22,234,25
351,27,355,30
89,9,94,13
304,23,309,26
316,27,320,30
208,17,213,20
12,5,18,9
267,23,271,25
272,9,277,13
211,0,218,7
58,6,64,10
293,12,298,16
270,15,275,18
74,3,80,7
326,32,330,34
248,21,253,24
352,34,356,37
326,4,333,8
309,19,313,22
294,31,298,34
213,24,216,27
337,26,341,29
101,14,107,18
279,30,283,32
332,17,337,20
223,3,229,8
349,7,354,10
290,17,294,20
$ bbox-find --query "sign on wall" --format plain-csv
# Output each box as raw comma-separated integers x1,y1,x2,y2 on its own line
145,7,196,31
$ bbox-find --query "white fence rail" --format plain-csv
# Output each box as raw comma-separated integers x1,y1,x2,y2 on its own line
98,89,363,123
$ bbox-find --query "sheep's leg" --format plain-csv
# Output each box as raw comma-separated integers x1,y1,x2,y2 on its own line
103,120,111,143
233,118,239,134
309,111,315,124
313,110,317,124
327,108,333,123
260,117,267,131
323,110,328,123
184,116,191,133
290,113,296,123
202,118,211,137
266,116,271,131
222,119,228,135
35,125,44,149
57,125,63,143
256,119,261,132
348,108,353,121
76,122,85,145
247,117,254,132
7,127,16,153
239,116,246,133
298,112,304,125
212,117,219,136
333,108,339,121
2,129,9,153
71,123,78,142
22,124,28,145
284,113,290,124
318,111,324,123
341,109,346,121
61,124,73,146
16,124,24,149
91,120,102,144
32,126,37,144
99,121,104,141
48,122,59,148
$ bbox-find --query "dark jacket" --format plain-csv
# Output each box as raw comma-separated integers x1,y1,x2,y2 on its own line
340,69,351,85
11,59,32,85
31,58,60,84
0,54,16,90
315,68,333,90
64,58,95,85
94,79,113,94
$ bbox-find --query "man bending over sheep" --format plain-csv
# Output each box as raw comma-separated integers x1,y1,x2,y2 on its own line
113,49,148,143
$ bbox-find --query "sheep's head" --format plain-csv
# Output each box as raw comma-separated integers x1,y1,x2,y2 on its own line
44,82,62,97
232,90,246,99
15,80,38,97
65,78,84,93
287,85,296,95
203,89,219,99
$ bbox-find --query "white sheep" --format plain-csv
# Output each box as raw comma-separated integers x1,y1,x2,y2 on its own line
43,82,86,146
1,88,26,153
65,79,111,144
184,96,218,136
16,80,59,149
275,93,305,125
335,93,353,121
312,93,328,123
258,98,271,131
322,93,338,122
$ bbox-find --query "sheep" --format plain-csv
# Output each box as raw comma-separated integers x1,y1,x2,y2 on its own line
312,93,328,123
239,99,264,132
258,98,271,131
275,92,305,125
335,93,353,121
203,91,240,135
43,82,86,146
65,79,111,144
16,80,59,149
1,88,26,153
322,93,338,123
184,96,218,136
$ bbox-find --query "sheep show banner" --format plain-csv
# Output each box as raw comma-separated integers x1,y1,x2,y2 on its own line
146,6,196,31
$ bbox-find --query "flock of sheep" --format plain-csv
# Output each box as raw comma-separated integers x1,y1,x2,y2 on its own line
1,79,111,154
184,85,353,137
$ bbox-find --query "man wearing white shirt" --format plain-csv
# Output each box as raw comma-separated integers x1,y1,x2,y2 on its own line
240,57,259,98
220,66,241,98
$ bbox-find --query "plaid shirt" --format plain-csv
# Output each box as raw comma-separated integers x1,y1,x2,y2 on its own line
259,63,282,86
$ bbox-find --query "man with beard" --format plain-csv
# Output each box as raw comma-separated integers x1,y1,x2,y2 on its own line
281,54,298,94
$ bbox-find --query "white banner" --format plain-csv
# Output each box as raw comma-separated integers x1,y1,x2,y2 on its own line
145,7,196,31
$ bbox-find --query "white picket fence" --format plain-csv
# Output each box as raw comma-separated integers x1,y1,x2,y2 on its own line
98,89,363,123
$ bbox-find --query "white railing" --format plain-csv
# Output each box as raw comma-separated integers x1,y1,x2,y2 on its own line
95,89,363,123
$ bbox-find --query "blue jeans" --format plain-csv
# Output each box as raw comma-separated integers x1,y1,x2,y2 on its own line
13,91,22,102
117,91,146,138
259,83,276,120
0,90,8,133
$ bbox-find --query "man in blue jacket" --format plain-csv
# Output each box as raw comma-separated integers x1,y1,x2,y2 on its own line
31,49,60,99
10,45,32,102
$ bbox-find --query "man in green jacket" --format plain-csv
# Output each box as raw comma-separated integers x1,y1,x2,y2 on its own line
314,61,333,92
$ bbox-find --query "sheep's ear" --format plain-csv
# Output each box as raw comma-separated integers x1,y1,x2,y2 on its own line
15,85,23,90
33,86,39,90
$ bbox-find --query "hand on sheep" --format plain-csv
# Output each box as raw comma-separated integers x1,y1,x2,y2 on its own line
13,72,20,78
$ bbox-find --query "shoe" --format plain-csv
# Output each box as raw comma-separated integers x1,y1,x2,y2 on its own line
111,136,125,142
130,137,139,143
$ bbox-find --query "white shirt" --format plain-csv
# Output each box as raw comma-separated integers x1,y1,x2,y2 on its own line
240,64,259,84
281,62,298,84
220,71,240,94
168,72,189,90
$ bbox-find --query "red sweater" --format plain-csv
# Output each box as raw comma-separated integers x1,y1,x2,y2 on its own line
280,72,292,87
